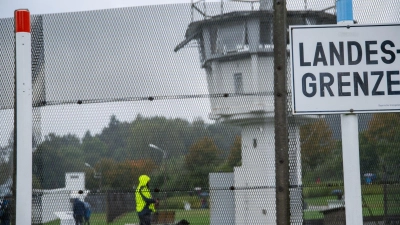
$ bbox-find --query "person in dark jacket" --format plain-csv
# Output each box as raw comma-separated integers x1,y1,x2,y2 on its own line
135,175,158,225
73,197,86,225
0,199,11,225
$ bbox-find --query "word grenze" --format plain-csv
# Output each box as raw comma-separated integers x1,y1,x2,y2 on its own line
299,40,400,97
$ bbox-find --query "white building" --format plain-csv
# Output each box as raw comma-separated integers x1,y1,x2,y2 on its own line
175,1,336,224
32,172,87,224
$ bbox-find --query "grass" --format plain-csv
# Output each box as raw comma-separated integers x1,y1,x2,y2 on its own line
305,194,385,209
42,190,400,224
304,195,337,206
304,193,400,220
304,211,324,220
43,209,210,225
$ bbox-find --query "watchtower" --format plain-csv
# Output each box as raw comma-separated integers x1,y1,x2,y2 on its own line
175,1,336,224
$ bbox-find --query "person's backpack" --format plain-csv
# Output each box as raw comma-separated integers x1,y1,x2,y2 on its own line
84,202,91,219
0,200,10,219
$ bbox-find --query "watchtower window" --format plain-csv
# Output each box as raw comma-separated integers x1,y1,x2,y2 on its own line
209,26,218,54
234,73,243,94
217,22,246,54
260,20,272,47
199,35,206,62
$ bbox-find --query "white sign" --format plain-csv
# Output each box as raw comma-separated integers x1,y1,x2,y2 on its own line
290,24,400,115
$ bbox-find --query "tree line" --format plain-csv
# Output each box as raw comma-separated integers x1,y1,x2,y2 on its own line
300,113,400,185
2,112,398,192
32,115,242,191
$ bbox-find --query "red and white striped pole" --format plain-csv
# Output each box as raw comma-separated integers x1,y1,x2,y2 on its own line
14,9,32,225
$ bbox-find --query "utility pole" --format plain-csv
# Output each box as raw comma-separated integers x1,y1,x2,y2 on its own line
272,0,290,224
149,144,168,209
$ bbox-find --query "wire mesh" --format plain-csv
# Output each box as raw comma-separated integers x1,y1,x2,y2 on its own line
0,1,400,224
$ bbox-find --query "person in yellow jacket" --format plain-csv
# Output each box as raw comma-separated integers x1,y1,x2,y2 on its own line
135,175,158,225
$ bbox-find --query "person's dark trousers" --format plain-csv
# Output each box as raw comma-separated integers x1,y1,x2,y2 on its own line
84,218,90,225
74,215,84,225
138,213,151,225
0,220,10,225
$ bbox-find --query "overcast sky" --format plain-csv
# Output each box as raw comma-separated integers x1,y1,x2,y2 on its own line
0,0,215,146
0,0,195,18
2,0,400,21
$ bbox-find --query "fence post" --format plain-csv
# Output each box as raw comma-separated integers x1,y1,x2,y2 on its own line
14,9,33,225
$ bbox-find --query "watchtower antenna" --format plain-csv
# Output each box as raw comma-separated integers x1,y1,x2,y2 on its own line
191,0,270,22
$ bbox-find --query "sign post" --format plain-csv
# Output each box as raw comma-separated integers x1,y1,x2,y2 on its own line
337,1,362,224
290,1,400,224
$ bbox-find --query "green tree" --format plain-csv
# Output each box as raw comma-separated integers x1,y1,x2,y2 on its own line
185,137,222,188
33,133,83,189
300,120,336,171
217,136,242,172
226,136,242,168
359,131,379,175
129,116,186,160
86,158,116,191
303,144,343,184
58,145,85,173
81,134,107,166
150,156,189,191
32,114,244,190
98,115,132,160
365,113,400,144
207,123,241,158
103,159,156,190
364,113,400,181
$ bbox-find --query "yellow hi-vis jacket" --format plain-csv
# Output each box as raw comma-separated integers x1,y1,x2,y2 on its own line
135,175,156,213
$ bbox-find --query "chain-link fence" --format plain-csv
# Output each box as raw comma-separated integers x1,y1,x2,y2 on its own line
1,1,400,224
